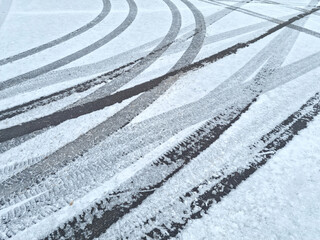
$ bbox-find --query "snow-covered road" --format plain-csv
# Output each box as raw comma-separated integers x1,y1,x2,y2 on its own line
0,0,319,239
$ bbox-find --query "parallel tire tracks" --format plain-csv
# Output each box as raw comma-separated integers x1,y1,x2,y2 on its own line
144,92,320,239
0,0,138,91
0,0,111,66
1,5,319,143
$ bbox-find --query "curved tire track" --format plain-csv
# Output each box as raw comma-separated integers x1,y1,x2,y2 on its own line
0,0,248,120
0,0,206,213
0,0,138,91
1,5,320,238
0,0,111,66
1,4,318,144
0,0,206,144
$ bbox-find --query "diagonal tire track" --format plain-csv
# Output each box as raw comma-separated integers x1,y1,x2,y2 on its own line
203,0,320,38
143,92,320,239
36,9,319,237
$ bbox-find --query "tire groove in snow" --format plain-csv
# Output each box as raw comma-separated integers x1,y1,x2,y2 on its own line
0,2,317,199
1,4,318,143
0,0,138,91
0,0,206,195
0,0,244,121
0,0,112,66
143,92,320,239
42,100,256,240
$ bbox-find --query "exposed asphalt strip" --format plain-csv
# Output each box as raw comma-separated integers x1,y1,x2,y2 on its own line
0,0,12,31
36,10,316,237
0,0,138,91
0,0,111,66
0,0,206,196
203,0,320,38
0,0,248,120
0,5,319,144
143,92,320,239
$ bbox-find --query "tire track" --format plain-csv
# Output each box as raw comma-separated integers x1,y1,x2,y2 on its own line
0,3,317,190
34,10,319,237
0,0,206,143
264,0,320,16
142,92,320,239
203,0,320,38
0,0,316,206
72,0,206,107
1,5,318,191
0,5,318,143
1,9,315,229
0,0,111,66
69,0,183,108
0,0,247,121
0,0,138,91
41,100,256,240
1,15,320,239
0,0,206,203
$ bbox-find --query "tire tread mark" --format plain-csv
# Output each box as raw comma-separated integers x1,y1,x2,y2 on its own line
144,92,320,239
0,5,319,143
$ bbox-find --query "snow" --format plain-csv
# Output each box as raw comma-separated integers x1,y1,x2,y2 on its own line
181,114,320,240
0,0,319,239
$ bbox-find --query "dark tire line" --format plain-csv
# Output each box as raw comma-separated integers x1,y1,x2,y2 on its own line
0,7,318,236
0,4,319,144
0,1,316,200
0,0,206,145
0,0,111,66
0,0,138,91
0,56,141,121
144,92,320,239
0,0,247,121
0,0,205,198
42,99,256,240
38,12,318,237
